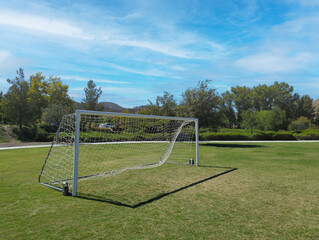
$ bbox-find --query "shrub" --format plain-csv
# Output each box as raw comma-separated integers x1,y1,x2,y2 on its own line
35,127,49,142
84,136,106,142
288,117,310,131
133,136,146,141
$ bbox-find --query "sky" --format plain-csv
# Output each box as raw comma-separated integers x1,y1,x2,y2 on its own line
0,0,319,108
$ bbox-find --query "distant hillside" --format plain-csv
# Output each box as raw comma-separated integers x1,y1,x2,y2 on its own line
313,98,319,111
75,101,146,113
100,102,125,112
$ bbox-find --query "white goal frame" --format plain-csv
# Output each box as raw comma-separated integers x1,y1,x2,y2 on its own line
40,110,199,197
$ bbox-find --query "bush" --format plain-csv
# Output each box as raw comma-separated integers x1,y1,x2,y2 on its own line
199,132,250,141
288,117,310,131
274,133,295,140
11,125,52,142
252,132,274,140
133,136,146,141
84,136,106,142
293,130,319,140
35,127,49,142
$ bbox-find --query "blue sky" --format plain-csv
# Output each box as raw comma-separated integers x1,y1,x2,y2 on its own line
0,0,319,107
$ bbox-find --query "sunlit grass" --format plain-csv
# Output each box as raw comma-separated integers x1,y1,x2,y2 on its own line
1,142,319,239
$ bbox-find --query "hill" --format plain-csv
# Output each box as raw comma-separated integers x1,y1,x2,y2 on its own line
100,102,125,112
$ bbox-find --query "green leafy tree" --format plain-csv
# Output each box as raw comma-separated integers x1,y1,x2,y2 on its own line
241,111,257,134
255,107,286,131
4,68,30,129
294,94,314,120
40,76,75,125
42,103,74,126
46,76,75,111
230,86,253,125
177,80,220,128
313,109,319,126
27,72,48,123
269,82,297,125
138,101,160,115
81,80,103,111
0,91,4,123
288,116,311,131
220,91,236,128
139,92,176,116
156,92,176,116
251,84,273,111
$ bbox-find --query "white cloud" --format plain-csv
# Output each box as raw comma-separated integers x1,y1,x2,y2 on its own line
0,50,28,72
0,10,94,40
272,15,319,38
107,63,166,77
0,8,226,60
61,75,131,84
235,50,313,73
286,0,319,7
71,86,148,94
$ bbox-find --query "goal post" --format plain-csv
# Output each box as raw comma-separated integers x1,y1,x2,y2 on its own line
39,110,199,196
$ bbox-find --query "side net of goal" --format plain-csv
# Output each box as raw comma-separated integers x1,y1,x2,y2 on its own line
38,111,198,192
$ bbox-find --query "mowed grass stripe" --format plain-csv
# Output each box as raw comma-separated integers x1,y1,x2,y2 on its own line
0,143,318,239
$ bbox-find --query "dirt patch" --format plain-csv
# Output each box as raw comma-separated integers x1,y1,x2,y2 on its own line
3,125,17,144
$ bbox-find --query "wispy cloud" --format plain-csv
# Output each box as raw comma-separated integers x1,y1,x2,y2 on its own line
0,4,229,61
0,10,94,40
0,50,29,73
61,75,131,84
235,50,313,73
71,86,148,94
107,63,166,77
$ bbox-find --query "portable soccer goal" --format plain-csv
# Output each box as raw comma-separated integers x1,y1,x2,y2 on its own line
39,110,199,196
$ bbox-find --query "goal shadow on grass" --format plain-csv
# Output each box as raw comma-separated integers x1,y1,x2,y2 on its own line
76,165,238,208
202,143,265,148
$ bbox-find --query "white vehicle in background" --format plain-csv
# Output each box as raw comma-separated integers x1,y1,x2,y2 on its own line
98,123,115,129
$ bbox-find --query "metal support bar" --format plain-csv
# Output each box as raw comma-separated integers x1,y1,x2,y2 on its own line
75,109,197,121
195,120,199,166
72,111,80,197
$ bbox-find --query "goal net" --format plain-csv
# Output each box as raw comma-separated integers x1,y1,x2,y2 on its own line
39,110,199,196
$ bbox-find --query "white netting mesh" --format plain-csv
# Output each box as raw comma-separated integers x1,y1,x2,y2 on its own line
39,112,197,190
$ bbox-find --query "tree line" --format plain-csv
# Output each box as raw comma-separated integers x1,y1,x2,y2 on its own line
139,80,318,132
0,69,318,134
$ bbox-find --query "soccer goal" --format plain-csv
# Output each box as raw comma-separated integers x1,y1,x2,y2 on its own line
39,110,199,196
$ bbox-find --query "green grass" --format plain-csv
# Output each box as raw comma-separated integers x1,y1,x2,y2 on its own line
1,143,319,239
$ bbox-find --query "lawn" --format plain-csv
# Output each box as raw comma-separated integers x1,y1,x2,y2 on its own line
0,142,318,239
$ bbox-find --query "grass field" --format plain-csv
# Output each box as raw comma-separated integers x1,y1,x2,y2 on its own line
1,142,319,239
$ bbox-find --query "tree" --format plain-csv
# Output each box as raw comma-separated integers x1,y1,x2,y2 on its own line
294,94,314,120
241,111,257,134
81,80,103,111
255,107,286,131
313,109,319,126
156,91,176,116
27,72,48,123
42,103,74,126
251,84,273,111
177,80,220,128
230,86,253,125
269,82,297,126
4,68,30,129
288,116,311,131
45,76,75,112
0,91,4,123
220,91,236,128
139,92,176,116
138,101,160,115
